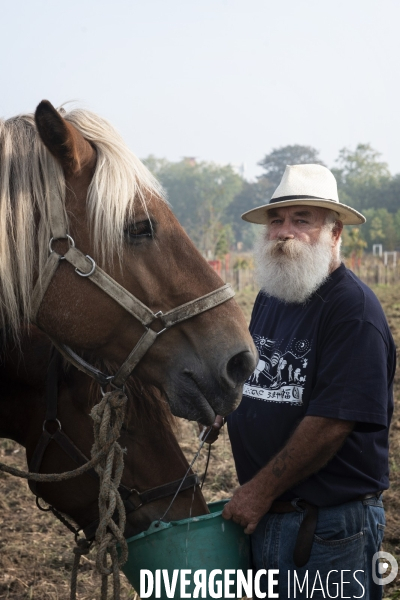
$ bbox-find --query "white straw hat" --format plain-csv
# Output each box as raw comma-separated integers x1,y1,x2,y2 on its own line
242,164,366,225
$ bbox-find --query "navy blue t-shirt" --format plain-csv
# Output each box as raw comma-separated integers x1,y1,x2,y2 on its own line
227,264,396,507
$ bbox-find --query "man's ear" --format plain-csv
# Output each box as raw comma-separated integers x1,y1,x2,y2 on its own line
35,100,95,175
332,220,343,243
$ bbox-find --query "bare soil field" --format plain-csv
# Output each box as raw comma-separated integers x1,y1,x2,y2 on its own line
0,285,399,599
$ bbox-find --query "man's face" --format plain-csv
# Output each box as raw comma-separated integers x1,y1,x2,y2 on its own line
254,205,343,304
266,205,332,246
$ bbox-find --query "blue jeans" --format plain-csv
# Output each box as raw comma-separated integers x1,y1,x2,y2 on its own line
251,497,385,599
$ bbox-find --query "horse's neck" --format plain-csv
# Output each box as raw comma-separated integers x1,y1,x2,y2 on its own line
0,328,49,444
0,334,209,532
25,366,208,533
118,414,209,530
68,371,210,526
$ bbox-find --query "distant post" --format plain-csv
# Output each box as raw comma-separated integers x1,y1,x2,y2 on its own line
373,244,383,257
384,251,397,267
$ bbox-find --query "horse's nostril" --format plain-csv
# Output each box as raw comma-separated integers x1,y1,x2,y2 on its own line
225,350,257,387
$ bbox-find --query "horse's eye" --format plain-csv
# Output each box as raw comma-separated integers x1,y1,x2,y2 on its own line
124,220,154,243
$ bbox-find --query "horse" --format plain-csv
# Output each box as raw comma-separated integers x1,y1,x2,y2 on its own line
0,325,208,542
0,100,257,426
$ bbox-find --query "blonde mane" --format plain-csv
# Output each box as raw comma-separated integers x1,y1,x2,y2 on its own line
0,106,164,339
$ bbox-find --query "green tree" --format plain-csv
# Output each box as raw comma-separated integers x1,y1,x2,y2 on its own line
142,156,243,257
342,227,367,259
395,210,400,247
379,174,400,213
332,144,391,211
215,224,234,258
224,178,272,249
258,145,325,188
362,208,398,250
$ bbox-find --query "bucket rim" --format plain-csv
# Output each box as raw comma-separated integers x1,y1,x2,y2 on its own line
125,499,230,544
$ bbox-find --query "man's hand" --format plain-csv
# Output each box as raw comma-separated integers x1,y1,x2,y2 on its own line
222,480,273,534
198,415,224,444
223,416,354,535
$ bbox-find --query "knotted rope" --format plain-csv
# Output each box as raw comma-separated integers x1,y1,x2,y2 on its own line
90,389,128,600
71,538,92,600
1,388,129,600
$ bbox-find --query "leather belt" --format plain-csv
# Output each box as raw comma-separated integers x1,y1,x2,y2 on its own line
269,492,383,568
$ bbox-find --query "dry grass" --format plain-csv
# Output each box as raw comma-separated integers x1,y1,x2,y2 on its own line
0,283,400,598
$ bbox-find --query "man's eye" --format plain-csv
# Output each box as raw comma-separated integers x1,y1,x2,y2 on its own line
124,220,154,242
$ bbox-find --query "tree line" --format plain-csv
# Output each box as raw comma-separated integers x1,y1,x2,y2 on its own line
143,144,400,259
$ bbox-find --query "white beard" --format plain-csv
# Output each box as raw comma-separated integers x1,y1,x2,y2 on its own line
254,227,335,304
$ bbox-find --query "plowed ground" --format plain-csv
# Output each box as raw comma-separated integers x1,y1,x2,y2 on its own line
0,286,399,599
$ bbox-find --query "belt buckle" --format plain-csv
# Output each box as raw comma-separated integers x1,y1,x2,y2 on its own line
291,498,305,512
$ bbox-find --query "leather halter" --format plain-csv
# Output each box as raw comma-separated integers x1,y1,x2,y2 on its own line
29,349,201,540
29,193,234,387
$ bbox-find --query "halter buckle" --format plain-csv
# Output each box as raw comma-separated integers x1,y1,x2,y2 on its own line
127,488,143,511
75,255,96,277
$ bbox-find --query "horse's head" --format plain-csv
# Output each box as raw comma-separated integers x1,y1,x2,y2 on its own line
1,101,257,424
0,328,209,539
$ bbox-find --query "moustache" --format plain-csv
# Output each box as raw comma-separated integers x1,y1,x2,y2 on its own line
267,238,306,259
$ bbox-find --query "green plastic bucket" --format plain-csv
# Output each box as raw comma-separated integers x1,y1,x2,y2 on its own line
122,499,250,599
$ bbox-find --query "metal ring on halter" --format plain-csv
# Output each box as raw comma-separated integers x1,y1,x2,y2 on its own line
43,418,62,433
75,255,96,277
100,378,124,397
49,234,75,258
36,496,52,512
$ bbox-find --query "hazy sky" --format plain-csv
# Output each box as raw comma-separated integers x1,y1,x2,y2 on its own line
1,0,399,180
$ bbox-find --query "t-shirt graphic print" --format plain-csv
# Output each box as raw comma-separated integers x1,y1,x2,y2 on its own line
244,334,311,405
227,265,396,504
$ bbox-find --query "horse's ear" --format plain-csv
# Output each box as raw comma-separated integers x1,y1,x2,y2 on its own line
35,100,95,175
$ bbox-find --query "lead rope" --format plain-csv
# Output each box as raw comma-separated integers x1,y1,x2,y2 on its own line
0,387,128,600
68,388,128,600
90,389,128,600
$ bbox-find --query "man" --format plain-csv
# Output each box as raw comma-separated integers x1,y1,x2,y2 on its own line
215,164,395,598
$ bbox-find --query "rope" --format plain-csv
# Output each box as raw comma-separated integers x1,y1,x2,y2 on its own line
2,388,128,600
90,389,128,600
0,431,117,481
70,538,92,600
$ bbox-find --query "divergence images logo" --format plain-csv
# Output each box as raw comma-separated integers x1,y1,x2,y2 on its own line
372,551,398,585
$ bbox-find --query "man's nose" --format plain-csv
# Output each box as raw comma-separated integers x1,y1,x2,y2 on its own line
278,223,295,240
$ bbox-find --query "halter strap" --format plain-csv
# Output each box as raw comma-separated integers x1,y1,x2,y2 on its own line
30,178,235,387
64,247,158,326
31,235,234,387
30,350,202,540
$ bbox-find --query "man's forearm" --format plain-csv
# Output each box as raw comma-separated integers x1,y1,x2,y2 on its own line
253,415,354,501
223,415,354,533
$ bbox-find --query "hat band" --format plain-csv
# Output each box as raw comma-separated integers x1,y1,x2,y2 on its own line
269,195,337,204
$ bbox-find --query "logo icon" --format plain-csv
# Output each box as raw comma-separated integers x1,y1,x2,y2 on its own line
372,551,398,585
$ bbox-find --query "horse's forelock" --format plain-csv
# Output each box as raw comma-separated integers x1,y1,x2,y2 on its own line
63,108,165,263
0,105,165,341
0,113,65,340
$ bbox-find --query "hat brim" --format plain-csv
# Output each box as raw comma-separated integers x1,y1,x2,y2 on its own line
241,198,366,226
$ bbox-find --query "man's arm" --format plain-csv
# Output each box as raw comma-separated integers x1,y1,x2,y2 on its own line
222,415,354,534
